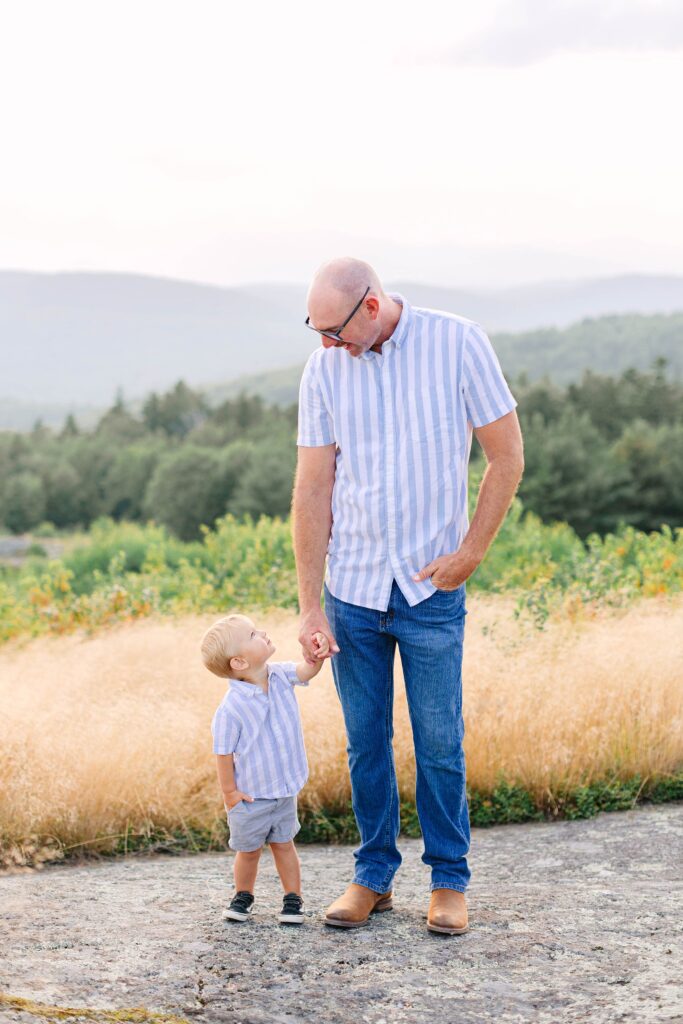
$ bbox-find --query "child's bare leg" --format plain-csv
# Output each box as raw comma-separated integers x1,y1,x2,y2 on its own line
269,840,301,895
234,847,263,892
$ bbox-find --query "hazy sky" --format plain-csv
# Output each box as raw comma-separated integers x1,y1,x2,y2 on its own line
2,0,682,287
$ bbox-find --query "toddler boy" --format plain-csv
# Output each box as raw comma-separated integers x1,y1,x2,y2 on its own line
200,613,328,924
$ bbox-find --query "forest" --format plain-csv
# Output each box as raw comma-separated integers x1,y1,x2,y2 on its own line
0,356,681,541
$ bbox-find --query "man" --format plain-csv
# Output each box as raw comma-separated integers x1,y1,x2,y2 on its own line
291,257,524,934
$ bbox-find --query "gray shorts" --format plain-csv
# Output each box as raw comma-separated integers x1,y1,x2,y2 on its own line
227,795,300,852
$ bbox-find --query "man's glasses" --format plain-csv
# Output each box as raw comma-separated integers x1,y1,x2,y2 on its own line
305,285,371,344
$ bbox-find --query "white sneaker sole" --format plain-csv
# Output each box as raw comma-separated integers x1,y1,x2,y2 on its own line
224,907,253,922
278,912,304,925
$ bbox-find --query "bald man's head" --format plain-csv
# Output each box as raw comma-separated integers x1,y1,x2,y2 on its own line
306,257,399,358
309,257,383,304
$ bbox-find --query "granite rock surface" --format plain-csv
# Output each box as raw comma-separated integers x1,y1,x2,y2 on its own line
1,803,682,1024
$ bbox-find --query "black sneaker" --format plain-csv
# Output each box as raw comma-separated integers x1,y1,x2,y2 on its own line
278,892,305,925
225,891,255,922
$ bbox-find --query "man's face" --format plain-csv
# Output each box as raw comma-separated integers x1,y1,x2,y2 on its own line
308,292,381,358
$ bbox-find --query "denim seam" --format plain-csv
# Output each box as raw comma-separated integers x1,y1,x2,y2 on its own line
354,639,398,896
429,881,468,893
382,652,397,893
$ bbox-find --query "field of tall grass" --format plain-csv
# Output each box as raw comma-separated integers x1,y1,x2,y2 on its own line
2,594,681,867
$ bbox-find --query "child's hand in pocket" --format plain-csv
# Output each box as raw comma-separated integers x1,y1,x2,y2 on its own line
225,791,253,811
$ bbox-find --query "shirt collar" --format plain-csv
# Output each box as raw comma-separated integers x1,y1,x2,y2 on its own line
227,666,273,698
360,292,411,360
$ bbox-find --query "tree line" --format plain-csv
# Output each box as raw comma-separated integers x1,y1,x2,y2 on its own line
0,359,681,541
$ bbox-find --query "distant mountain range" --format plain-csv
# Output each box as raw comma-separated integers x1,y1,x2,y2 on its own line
1,270,682,429
207,312,683,409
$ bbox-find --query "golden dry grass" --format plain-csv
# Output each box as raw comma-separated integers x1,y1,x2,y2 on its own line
1,594,682,857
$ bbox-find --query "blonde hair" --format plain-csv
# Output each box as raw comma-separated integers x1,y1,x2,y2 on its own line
200,615,244,678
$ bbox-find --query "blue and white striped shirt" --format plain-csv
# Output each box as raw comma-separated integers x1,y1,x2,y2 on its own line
211,661,309,798
297,293,518,611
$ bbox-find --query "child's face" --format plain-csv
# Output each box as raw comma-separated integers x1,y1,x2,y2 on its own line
230,615,275,669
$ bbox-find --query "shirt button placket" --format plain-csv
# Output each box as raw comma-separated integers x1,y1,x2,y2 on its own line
382,346,397,600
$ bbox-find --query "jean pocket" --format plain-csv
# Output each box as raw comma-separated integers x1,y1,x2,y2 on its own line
429,582,467,613
431,581,465,597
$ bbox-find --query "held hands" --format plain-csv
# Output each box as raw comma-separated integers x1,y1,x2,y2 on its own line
224,790,254,811
298,610,339,666
412,550,480,591
312,631,330,658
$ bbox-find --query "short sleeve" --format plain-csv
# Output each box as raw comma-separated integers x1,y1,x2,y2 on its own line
297,352,335,447
462,323,518,428
276,660,309,688
211,705,241,754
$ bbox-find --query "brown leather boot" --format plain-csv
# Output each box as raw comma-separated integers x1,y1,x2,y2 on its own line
427,889,469,934
324,883,394,928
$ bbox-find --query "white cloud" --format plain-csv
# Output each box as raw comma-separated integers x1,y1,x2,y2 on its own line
0,0,682,285
440,0,683,67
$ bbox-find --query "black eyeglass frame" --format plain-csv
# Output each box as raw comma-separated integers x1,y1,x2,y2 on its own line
305,285,371,344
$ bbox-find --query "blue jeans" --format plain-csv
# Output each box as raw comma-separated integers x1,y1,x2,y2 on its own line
324,579,470,895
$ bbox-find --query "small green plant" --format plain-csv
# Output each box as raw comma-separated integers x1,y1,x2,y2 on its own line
8,771,679,868
2,511,681,643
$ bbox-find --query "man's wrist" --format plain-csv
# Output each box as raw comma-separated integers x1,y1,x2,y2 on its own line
454,544,485,568
299,597,323,617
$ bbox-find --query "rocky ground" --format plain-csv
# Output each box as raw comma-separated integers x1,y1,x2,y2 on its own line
1,802,682,1024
